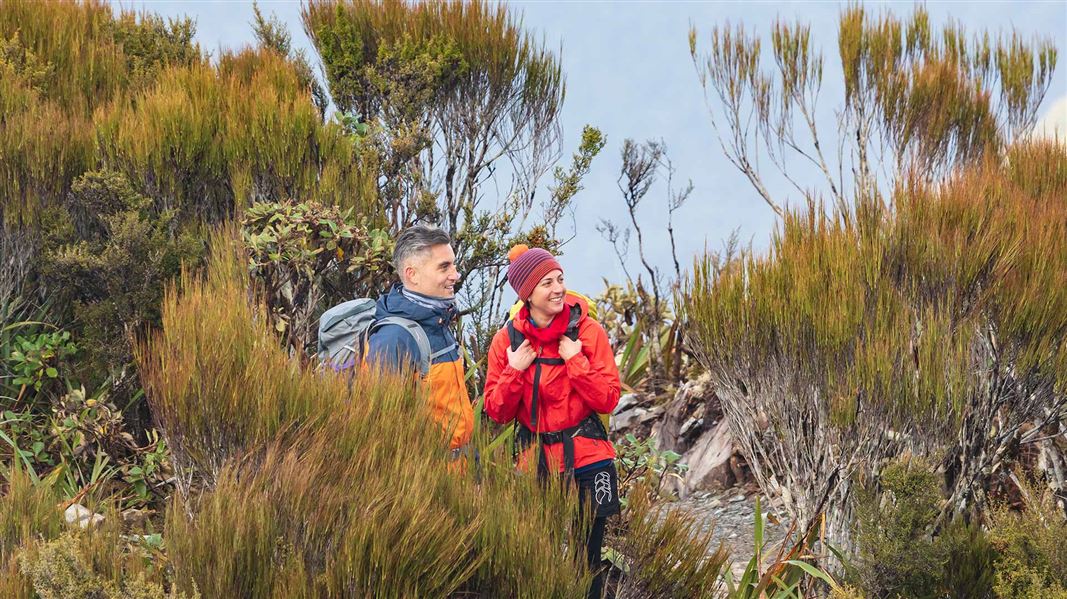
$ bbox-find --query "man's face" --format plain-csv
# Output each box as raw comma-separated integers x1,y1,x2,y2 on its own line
404,243,460,299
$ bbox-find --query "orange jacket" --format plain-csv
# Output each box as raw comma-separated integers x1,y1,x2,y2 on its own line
484,296,620,472
367,285,473,451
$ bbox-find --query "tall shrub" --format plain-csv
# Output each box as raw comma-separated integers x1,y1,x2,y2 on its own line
684,141,1067,550
686,3,1063,551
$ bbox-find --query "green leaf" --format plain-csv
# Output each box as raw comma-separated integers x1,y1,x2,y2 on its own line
783,560,835,584
754,496,764,551
45,367,58,378
141,533,163,549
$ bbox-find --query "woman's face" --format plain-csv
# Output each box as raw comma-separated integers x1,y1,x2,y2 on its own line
527,269,566,318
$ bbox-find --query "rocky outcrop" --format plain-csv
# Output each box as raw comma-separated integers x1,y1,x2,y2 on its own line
611,373,752,499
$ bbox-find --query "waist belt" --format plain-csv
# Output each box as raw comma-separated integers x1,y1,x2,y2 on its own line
516,414,609,479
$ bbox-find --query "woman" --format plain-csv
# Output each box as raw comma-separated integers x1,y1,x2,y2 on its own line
483,244,621,599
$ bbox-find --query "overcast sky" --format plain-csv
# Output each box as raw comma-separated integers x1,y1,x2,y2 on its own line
115,0,1067,303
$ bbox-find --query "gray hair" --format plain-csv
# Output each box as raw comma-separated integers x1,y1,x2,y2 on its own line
393,225,452,274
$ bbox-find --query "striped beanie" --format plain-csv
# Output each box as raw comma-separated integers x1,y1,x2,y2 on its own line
507,245,562,300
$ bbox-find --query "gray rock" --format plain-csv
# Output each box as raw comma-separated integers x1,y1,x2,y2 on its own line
64,503,104,529
614,393,640,415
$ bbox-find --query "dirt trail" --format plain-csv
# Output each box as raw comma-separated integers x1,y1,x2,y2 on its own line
672,487,794,577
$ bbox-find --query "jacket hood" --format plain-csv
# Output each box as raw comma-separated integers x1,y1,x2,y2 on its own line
375,284,456,327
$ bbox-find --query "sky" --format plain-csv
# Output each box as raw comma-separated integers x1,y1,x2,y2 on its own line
114,0,1067,303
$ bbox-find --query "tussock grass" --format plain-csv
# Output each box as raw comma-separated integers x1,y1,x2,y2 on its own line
612,486,729,598
0,466,61,599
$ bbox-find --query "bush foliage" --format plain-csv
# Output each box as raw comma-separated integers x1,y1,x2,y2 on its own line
685,141,1067,549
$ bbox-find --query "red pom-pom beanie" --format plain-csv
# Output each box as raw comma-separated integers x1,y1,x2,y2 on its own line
507,245,563,300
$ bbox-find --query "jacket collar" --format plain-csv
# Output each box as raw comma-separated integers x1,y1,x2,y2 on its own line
375,283,457,327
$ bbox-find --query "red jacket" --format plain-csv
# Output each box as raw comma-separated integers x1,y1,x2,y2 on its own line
483,296,620,472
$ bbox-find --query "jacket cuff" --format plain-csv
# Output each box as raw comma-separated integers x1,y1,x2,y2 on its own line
500,364,526,389
564,352,591,373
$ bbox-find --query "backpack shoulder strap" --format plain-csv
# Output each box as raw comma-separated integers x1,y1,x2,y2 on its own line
564,302,583,341
371,317,434,376
505,319,526,351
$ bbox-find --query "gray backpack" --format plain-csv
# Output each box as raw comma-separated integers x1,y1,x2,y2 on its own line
317,298,434,376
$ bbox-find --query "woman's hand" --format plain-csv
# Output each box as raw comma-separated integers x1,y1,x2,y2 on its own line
558,336,582,361
506,339,537,371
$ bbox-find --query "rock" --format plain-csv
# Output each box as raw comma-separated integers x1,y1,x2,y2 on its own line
64,503,104,529
669,418,737,498
612,407,647,431
730,494,746,503
122,508,149,527
679,416,702,437
614,393,641,415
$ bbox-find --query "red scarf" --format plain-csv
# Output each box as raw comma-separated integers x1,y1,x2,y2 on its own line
517,303,571,346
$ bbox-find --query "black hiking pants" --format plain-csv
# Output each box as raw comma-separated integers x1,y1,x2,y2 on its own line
574,461,620,599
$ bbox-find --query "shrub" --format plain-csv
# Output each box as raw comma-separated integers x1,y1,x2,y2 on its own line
852,460,947,598
615,433,688,505
685,0,1065,552
987,477,1067,598
0,0,202,222
240,199,394,358
940,518,997,599
610,485,727,598
6,330,76,402
39,169,203,430
18,528,192,599
850,458,1001,599
684,141,1067,551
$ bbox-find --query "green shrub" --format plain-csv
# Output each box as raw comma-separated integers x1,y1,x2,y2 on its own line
987,479,1067,598
851,458,999,599
240,199,394,358
940,518,997,599
36,169,203,434
615,432,688,505
6,330,76,402
18,530,193,599
852,460,947,598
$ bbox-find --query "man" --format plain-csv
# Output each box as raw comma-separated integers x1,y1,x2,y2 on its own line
367,225,473,456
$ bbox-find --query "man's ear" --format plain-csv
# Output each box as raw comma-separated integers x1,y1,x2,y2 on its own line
403,264,417,286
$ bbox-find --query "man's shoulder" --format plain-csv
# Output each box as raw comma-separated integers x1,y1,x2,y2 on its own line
368,319,422,349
